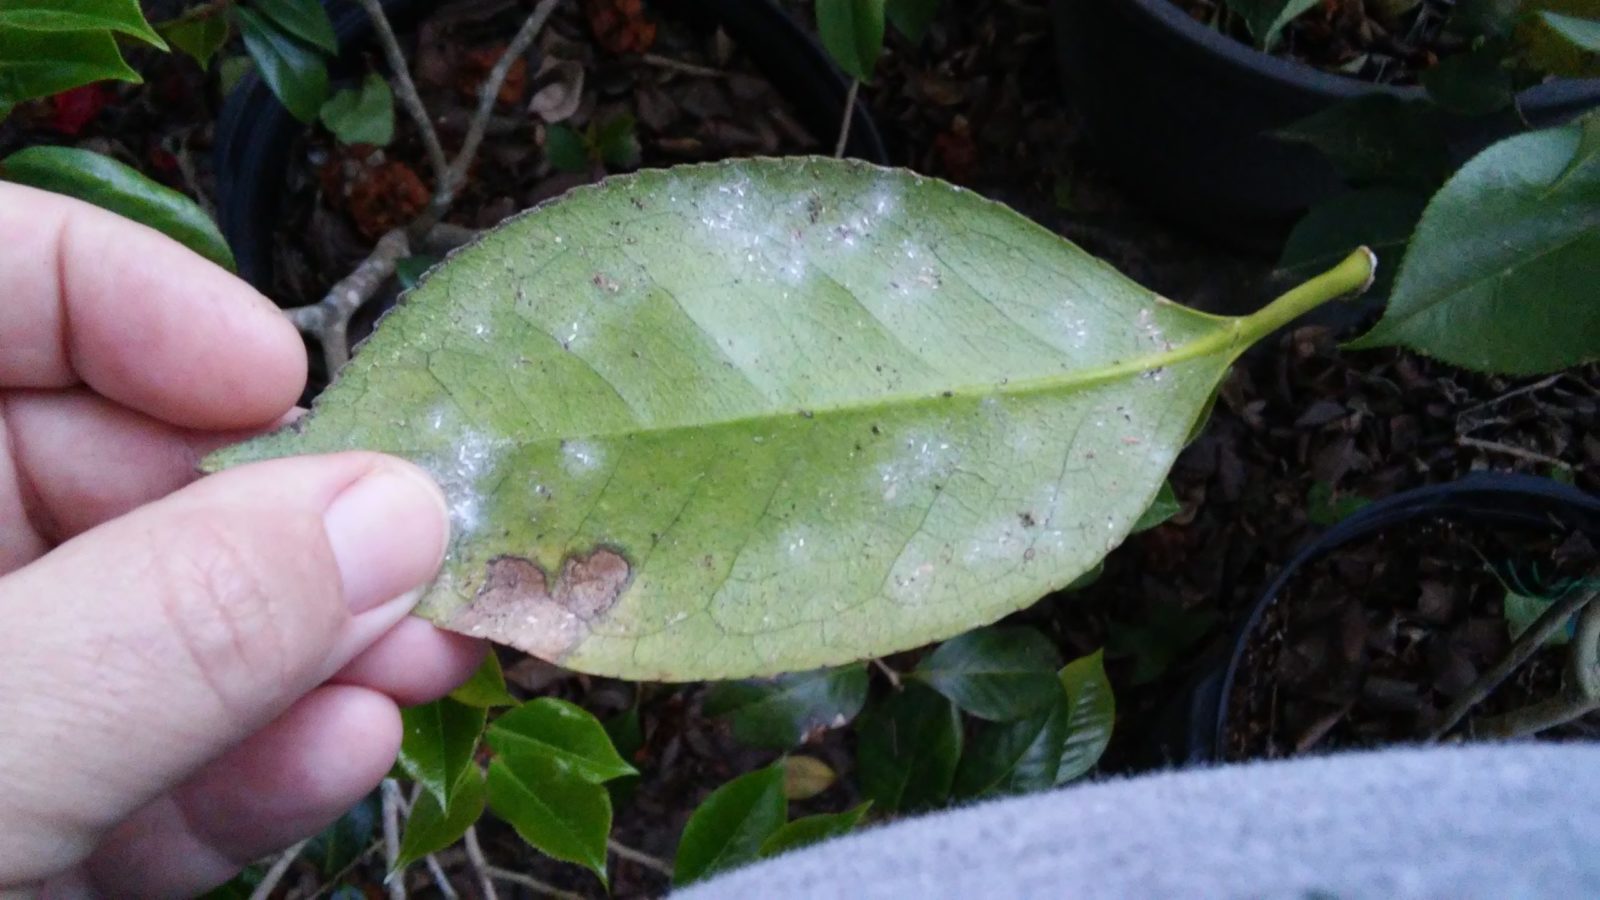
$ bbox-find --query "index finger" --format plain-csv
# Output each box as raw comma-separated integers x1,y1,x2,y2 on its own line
0,182,306,429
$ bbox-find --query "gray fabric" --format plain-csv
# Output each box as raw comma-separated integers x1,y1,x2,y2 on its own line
680,744,1600,899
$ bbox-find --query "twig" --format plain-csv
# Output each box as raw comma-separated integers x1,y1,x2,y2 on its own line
1429,582,1599,740
482,866,585,900
1478,592,1600,738
834,78,859,158
1456,374,1564,421
248,839,308,900
355,0,449,188
1455,436,1572,470
281,228,411,374
309,840,384,899
462,825,500,900
381,778,408,900
640,52,728,78
424,855,461,900
608,839,673,877
870,658,902,690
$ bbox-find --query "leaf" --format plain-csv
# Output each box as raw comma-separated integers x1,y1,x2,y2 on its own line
886,0,940,42
780,754,836,800
487,749,612,883
759,802,871,857
1106,602,1218,685
236,6,328,123
595,112,640,170
1449,0,1524,39
303,793,380,876
395,253,440,290
449,651,518,708
1226,0,1320,49
1504,590,1575,645
1421,40,1515,115
485,697,636,783
0,26,141,104
1348,117,1600,374
206,158,1374,680
219,54,253,94
545,123,589,172
1307,481,1370,525
912,626,1062,721
1131,480,1180,532
198,866,265,900
1055,649,1114,783
0,146,235,269
703,663,869,748
396,765,487,869
0,0,165,47
319,72,394,145
398,697,486,808
856,682,962,812
158,9,230,68
602,706,643,805
1521,2,1600,77
673,763,788,886
1280,187,1428,298
1542,9,1600,48
816,0,887,80
1276,95,1451,191
953,697,1069,797
252,0,338,54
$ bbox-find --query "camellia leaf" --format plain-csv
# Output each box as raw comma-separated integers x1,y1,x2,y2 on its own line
759,802,871,858
703,663,869,748
0,146,235,269
158,8,231,68
448,651,518,708
780,754,836,800
206,158,1374,680
1280,187,1428,298
1055,649,1114,784
487,750,612,883
1131,480,1180,532
1348,117,1600,374
484,697,636,783
1276,95,1451,191
396,766,487,869
545,123,589,173
816,0,887,80
673,763,788,886
0,0,166,47
320,72,394,146
235,6,328,123
1540,11,1600,52
1420,40,1514,115
303,793,379,876
911,625,1062,721
855,682,962,812
886,0,940,42
1227,0,1320,49
398,697,486,808
0,26,141,104
252,0,338,54
953,696,1069,797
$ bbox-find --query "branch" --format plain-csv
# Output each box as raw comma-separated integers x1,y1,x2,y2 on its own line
281,228,410,375
356,0,449,187
462,825,500,900
482,866,584,900
381,777,408,900
608,838,673,877
247,839,308,900
834,79,859,158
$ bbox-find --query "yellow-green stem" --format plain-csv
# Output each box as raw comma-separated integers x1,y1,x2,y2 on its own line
1235,247,1377,349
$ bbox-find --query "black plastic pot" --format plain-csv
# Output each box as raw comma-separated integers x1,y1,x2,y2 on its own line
1051,0,1600,247
1154,474,1600,765
215,0,888,291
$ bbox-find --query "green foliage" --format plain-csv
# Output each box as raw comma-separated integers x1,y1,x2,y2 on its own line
485,697,638,783
856,682,963,812
816,0,887,80
397,697,486,808
235,5,329,123
1055,649,1116,783
488,749,614,883
320,71,395,146
0,0,164,46
1226,0,1320,49
1307,481,1371,525
449,651,518,708
673,763,788,885
1505,590,1577,645
0,146,235,269
1132,480,1181,532
157,8,230,68
1280,188,1428,298
886,0,941,42
303,793,380,876
545,123,589,172
910,626,1062,721
0,28,141,104
1107,601,1219,685
704,664,869,749
1276,95,1451,191
397,766,487,869
760,802,872,857
545,115,640,173
395,254,441,290
1421,40,1515,115
252,0,339,54
1541,10,1600,51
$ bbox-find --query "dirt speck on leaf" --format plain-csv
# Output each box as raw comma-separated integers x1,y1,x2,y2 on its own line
448,548,631,660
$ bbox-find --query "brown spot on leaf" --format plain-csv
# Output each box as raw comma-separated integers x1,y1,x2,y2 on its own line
447,548,631,661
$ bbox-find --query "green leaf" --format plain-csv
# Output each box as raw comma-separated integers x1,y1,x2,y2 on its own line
545,123,589,172
485,697,636,783
703,663,869,748
886,0,940,42
218,54,253,95
320,72,394,145
1504,590,1575,645
396,254,440,290
953,697,1069,796
1348,117,1600,374
1528,8,1600,75
0,101,11,122
1280,187,1428,298
449,651,518,708
912,626,1062,721
205,158,1374,680
252,0,338,54
1449,0,1524,39
816,0,887,80
856,682,962,812
1276,95,1452,191
780,754,836,800
602,706,643,805
0,146,234,270
759,802,871,857
1307,481,1370,525
673,763,788,886
303,793,379,876
0,26,141,104
157,8,231,68
398,697,486,808
1131,480,1180,532
1227,0,1320,49
397,765,487,869
0,0,165,47
1421,40,1515,115
236,6,328,123
1106,602,1218,684
1055,649,1114,784
487,749,612,883
595,112,640,169
199,866,265,900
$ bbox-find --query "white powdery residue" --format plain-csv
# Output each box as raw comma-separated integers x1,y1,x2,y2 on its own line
780,525,811,562
419,416,508,541
690,176,808,286
962,515,1029,566
1136,307,1172,350
561,439,603,476
876,432,957,505
886,558,938,604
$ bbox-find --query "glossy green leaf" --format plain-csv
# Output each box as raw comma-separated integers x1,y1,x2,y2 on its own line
207,158,1373,680
397,766,487,869
673,763,787,886
0,0,164,47
218,54,253,94
595,113,640,170
602,706,643,805
398,697,486,808
1131,480,1180,532
158,9,230,68
303,793,379,876
1504,590,1576,645
320,71,394,145
396,253,440,290
856,683,962,812
703,663,869,748
953,697,1069,797
1277,95,1451,190
816,0,886,80
1280,187,1428,298
0,146,234,269
1541,10,1600,49
449,651,517,708
759,802,871,858
487,749,612,883
886,0,940,42
545,123,588,172
912,626,1062,721
1227,0,1320,49
0,26,140,104
1307,481,1370,525
1348,117,1600,374
485,697,636,783
1421,40,1515,115
252,0,338,54
1055,649,1114,783
236,6,327,122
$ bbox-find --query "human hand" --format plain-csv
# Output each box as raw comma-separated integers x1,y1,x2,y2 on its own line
0,183,485,897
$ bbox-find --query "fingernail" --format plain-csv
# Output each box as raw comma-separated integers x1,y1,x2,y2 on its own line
324,461,450,614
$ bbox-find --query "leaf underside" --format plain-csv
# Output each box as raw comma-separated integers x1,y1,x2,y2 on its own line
209,158,1247,680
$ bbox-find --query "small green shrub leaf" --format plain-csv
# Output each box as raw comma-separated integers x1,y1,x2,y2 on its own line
397,766,487,869
0,0,165,47
1277,95,1451,190
673,763,788,886
1131,480,1180,532
856,683,962,812
912,626,1062,721
398,697,487,808
1504,590,1575,645
448,651,518,708
545,123,589,172
0,146,234,269
1056,649,1114,784
303,793,380,876
595,113,640,169
0,26,141,104
1280,187,1428,298
236,6,328,122
320,72,394,146
953,698,1069,797
703,663,869,748
1348,116,1600,374
158,9,230,68
759,802,871,858
816,0,886,80
886,0,940,42
487,750,612,883
1541,11,1600,53
1227,0,1320,49
1421,41,1514,115
485,697,636,783
252,0,338,54
780,755,836,800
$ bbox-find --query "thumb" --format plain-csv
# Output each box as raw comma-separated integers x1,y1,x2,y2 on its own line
0,452,448,883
